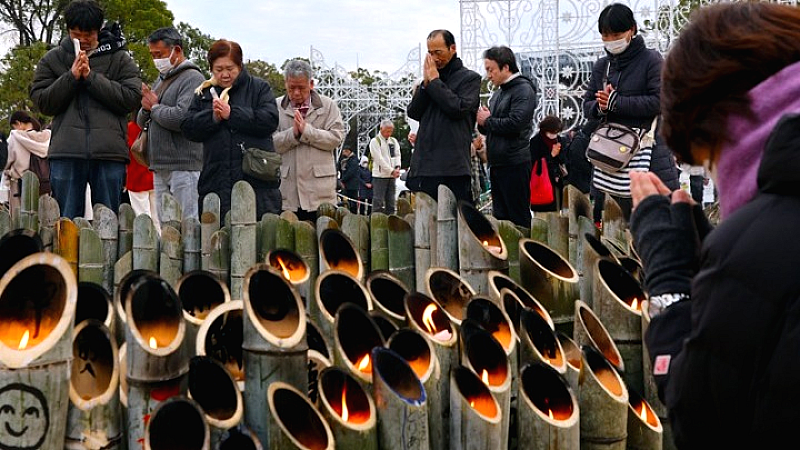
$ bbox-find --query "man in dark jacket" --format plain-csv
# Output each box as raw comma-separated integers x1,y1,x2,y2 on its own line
477,45,537,227
338,147,359,213
30,0,141,219
407,29,480,204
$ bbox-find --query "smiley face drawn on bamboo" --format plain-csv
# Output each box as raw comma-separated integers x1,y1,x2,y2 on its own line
0,384,49,450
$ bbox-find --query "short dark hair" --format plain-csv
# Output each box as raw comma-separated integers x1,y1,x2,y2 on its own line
64,0,104,32
598,3,637,35
148,27,183,48
207,39,243,68
539,116,562,133
428,29,456,48
10,111,42,131
483,46,519,73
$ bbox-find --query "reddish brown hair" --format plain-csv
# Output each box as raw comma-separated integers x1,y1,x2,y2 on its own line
661,3,800,164
207,39,243,68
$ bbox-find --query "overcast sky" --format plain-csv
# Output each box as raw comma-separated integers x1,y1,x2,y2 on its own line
164,0,462,74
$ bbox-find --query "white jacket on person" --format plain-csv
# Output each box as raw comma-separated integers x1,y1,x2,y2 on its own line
4,129,50,180
369,135,401,178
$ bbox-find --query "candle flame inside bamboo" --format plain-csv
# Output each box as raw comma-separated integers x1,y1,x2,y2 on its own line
422,304,438,334
482,240,502,256
149,336,158,349
276,257,292,281
639,403,647,421
341,383,349,422
631,297,639,310
357,354,371,373
481,369,489,385
18,329,29,350
549,409,554,420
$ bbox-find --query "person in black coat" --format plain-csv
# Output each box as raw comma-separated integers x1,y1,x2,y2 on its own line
529,116,568,212
356,155,372,215
338,147,359,213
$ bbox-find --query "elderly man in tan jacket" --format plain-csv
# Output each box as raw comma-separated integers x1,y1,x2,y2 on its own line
274,59,345,222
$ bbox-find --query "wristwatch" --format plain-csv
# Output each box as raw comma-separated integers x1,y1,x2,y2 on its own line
648,293,690,318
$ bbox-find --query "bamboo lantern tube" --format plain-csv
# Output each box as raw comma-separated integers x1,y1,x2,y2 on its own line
530,216,548,244
118,343,128,439
66,319,122,450
602,236,629,260
365,270,409,328
404,291,456,450
457,200,509,295
38,194,60,252
159,192,183,232
371,347,430,450
425,267,475,328
183,217,202,273
556,331,582,396
618,256,643,284
488,270,554,330
602,195,627,246
318,366,378,450
73,217,91,230
414,191,438,289
437,184,458,272
230,181,257,301
113,269,157,346
267,381,335,450
320,227,364,279
242,265,308,446
267,248,311,307
318,202,338,220
342,213,370,273
573,300,625,373
386,328,439,423
0,228,43,280
258,213,280,261
519,238,579,334
145,396,210,450
209,229,230,286
177,270,231,355
370,311,399,342
450,366,502,450
396,197,413,217
593,259,646,394
495,219,524,284
517,361,580,450
519,308,567,375
542,211,569,262
313,269,373,342
627,388,663,450
333,303,386,386
78,227,104,285
565,185,592,263
16,171,39,231
387,215,415,291
132,214,159,271
56,217,80,276
581,233,619,309
188,356,244,448
640,302,674,450
159,226,184,288
370,212,389,272
217,425,263,450
196,300,244,390
460,320,512,449
92,204,118,295
336,205,351,225
125,273,189,449
76,282,115,338
276,213,296,252
0,210,10,240
0,253,77,450
292,220,319,300
117,203,135,259
200,212,221,272
579,345,629,450
307,316,333,403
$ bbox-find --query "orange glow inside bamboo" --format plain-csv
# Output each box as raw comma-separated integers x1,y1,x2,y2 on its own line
482,240,502,256
18,329,29,350
269,254,307,282
276,257,292,280
549,409,554,420
467,393,498,418
406,357,429,379
595,366,623,396
341,384,349,422
422,303,452,341
640,403,647,421
149,336,158,349
630,297,640,311
356,354,371,373
481,369,489,385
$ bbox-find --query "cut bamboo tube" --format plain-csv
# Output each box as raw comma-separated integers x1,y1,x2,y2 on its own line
404,291,456,450
542,211,569,262
388,214,415,291
92,204,117,287
216,425,263,450
38,194,60,252
530,216,548,244
576,216,600,300
74,217,92,229
573,300,625,373
318,366,378,450
627,388,663,450
145,396,210,450
496,219,524,284
414,191,438,289
437,184,458,272
66,319,122,450
319,227,363,279
78,227,104,285
465,296,518,386
518,361,579,450
0,253,77,450
230,181,257,301
56,217,80,276
267,381,335,450
306,315,333,362
581,233,619,309
188,356,244,448
118,203,135,259
565,185,592,267
318,202,338,220
113,268,156,346
425,267,475,327
0,209,9,240
333,303,385,385
125,273,189,449
76,281,115,338
370,212,389,272
203,192,221,222
183,217,202,273
556,331,582,397
602,195,626,246
457,200,509,295
488,270,554,331
200,209,221,272
195,300,244,389
519,238,579,334
178,270,231,356
313,269,372,342
335,205,350,225
579,345,629,450
396,196,412,217
118,343,128,437
593,259,646,394
159,225,184,288
209,229,230,286
294,220,319,303
159,192,183,232
618,256,643,283
365,270,409,327
450,365,502,450
640,302,673,450
307,316,333,404
276,213,296,251
242,265,308,447
371,347,429,450
342,213,370,273
267,248,311,307
315,214,336,247
133,214,159,271
258,213,280,262
519,308,567,375
370,311,399,342
17,171,39,231
386,328,438,421
0,228,43,280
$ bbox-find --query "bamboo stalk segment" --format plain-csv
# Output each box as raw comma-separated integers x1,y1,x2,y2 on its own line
342,213,370,271
457,200,509,295
267,248,312,307
38,194,60,252
388,215,415,291
267,382,335,450
627,389,663,450
292,219,319,303
465,296,518,403
396,197,413,217
74,217,92,230
183,217,202,273
230,181,257,301
188,356,243,448
0,228,43,280
274,213,296,252
519,238,579,334
517,362,580,450
640,302,674,450
133,214,159,271
91,204,118,295
579,345,629,450
370,213,389,272
335,205,350,225
320,227,364,279
177,270,230,357
450,366,502,450
556,331,582,396
581,233,619,309
56,218,80,276
333,303,385,385
602,195,626,247
530,217,548,244
370,311,399,342
437,184,458,272
216,425,263,450
618,256,643,283
543,211,569,262
159,226,184,288
159,192,183,233
195,300,244,390
76,281,115,338
307,316,333,404
17,171,39,231
201,211,220,272
566,185,593,268
365,270,409,327
318,202,338,220
488,270,554,331
209,229,230,286
496,219,524,285
425,267,475,327
0,209,9,240
258,213,280,262
386,328,438,414
113,268,155,348
313,270,372,343
318,366,378,450
573,300,625,373
519,308,567,376
145,396,210,450
414,191,438,289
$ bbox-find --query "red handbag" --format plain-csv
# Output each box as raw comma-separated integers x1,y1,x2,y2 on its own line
530,158,554,205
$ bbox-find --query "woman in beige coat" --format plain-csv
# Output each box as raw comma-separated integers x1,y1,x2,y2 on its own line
1,111,51,211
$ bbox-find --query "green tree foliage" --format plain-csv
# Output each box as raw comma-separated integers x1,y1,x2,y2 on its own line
0,0,69,46
0,42,49,132
176,21,214,75
245,59,285,97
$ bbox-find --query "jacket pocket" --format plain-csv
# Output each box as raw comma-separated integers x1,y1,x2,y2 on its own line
312,163,336,178
281,165,290,178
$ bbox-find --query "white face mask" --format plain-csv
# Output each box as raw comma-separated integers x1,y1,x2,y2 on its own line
153,48,175,74
604,37,630,55
545,132,559,140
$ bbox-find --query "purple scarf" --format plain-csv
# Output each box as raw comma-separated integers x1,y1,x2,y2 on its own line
717,59,800,219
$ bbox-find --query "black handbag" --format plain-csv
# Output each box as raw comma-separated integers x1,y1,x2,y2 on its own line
240,143,281,182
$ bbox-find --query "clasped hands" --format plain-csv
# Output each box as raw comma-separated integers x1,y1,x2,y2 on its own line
422,54,439,86
595,84,615,111
71,51,91,80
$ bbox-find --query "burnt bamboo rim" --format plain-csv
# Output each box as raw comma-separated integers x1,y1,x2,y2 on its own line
583,232,618,263
70,319,119,409
461,319,511,391
519,238,579,282
365,270,409,322
466,296,517,354
115,269,159,326
306,315,333,360
387,328,437,384
319,227,363,279
217,425,263,450
267,382,335,450
265,248,310,285
125,274,185,356
581,345,628,401
425,267,476,325
628,388,662,432
457,200,508,260
177,270,231,325
519,362,579,426
318,366,377,430
520,308,566,373
315,269,373,324
243,264,306,348
119,342,128,407
404,291,457,346
146,396,210,450
76,281,113,329
188,356,243,430
371,347,427,406
556,331,582,373
334,303,386,383
596,259,646,315
489,271,554,330
369,311,399,342
0,252,76,368
451,365,501,422
195,300,244,385
0,228,43,279
574,300,624,371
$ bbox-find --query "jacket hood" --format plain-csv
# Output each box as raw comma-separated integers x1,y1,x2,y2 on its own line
757,113,800,197
60,21,127,57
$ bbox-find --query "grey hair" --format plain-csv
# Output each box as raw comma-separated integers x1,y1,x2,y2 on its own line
147,27,183,48
380,119,394,128
283,59,314,80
